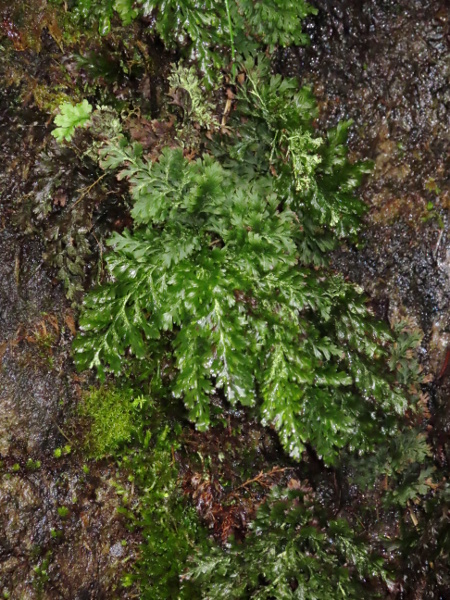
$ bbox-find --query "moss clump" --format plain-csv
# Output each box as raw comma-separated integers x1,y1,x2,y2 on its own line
80,385,136,458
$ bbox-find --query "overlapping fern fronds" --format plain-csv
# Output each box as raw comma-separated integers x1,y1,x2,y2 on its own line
73,75,410,463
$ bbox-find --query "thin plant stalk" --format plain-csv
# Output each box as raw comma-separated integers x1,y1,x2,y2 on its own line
225,0,236,77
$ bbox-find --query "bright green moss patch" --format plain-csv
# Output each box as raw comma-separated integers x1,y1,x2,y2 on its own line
80,385,136,458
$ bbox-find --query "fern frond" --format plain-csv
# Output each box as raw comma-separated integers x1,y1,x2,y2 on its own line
74,142,413,464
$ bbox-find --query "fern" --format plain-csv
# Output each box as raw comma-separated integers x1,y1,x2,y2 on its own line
70,32,413,468
234,0,317,48
113,0,138,25
188,486,388,599
69,0,317,41
71,0,132,35
52,100,92,143
68,0,315,81
221,57,371,246
74,138,410,464
168,63,217,131
138,0,316,53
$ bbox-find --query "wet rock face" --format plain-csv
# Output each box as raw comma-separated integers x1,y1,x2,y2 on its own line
275,0,450,360
0,105,136,599
0,232,66,456
275,1,449,598
0,462,136,599
275,0,449,339
0,232,136,598
285,0,449,147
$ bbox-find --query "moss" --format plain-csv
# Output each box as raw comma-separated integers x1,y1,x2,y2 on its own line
80,385,136,458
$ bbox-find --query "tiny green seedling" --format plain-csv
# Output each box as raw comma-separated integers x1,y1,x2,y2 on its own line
57,506,69,519
50,529,63,539
26,459,41,471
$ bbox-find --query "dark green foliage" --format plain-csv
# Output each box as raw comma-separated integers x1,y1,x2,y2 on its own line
18,106,127,302
348,428,433,507
18,141,123,302
234,0,316,48
214,57,372,264
73,127,410,464
345,323,429,506
139,0,316,50
67,0,315,81
388,322,423,385
71,0,137,35
72,67,414,464
116,398,205,599
188,486,388,599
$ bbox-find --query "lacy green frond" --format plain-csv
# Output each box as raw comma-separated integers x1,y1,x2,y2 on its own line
286,130,322,191
74,142,412,464
168,63,217,131
189,486,388,599
214,57,370,256
52,100,92,143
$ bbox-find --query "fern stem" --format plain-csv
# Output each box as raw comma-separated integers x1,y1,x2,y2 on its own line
225,0,236,71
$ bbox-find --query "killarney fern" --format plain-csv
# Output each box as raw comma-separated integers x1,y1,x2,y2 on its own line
73,127,410,464
68,0,316,81
188,486,388,599
72,65,413,465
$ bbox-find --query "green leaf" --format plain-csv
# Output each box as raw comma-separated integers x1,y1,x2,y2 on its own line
190,487,388,598
73,92,413,465
261,343,312,460
52,100,93,143
114,0,138,24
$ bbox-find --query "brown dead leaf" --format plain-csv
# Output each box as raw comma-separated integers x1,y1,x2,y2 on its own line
128,116,176,155
424,478,439,490
53,190,67,208
408,507,419,527
287,478,302,490
45,314,59,333
65,314,77,336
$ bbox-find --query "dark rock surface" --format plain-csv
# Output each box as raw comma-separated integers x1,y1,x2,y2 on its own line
0,97,136,599
276,1,449,597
